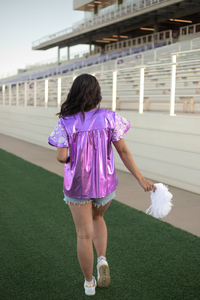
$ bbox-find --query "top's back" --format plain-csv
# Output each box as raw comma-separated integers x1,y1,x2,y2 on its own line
48,108,130,199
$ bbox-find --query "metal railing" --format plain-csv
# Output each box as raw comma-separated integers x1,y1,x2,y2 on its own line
1,49,200,115
180,22,200,37
32,0,167,47
25,50,91,70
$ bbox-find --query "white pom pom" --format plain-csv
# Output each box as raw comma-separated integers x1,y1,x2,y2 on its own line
146,183,173,219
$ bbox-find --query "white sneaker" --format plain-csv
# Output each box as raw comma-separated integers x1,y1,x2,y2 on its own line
84,276,96,296
97,258,111,288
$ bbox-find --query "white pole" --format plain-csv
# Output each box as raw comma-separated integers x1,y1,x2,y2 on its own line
170,54,177,116
16,83,19,106
24,82,27,106
112,70,117,111
2,85,5,105
57,78,61,108
45,79,48,108
9,84,11,105
34,81,37,107
139,67,145,114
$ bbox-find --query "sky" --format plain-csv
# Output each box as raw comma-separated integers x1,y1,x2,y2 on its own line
0,0,88,77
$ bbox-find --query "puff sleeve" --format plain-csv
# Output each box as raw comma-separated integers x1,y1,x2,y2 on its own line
112,113,130,142
48,118,69,147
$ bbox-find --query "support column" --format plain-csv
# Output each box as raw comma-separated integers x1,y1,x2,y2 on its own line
154,23,159,33
67,46,70,60
153,22,158,47
89,43,92,55
117,28,120,41
89,37,92,55
58,46,60,64
94,3,98,15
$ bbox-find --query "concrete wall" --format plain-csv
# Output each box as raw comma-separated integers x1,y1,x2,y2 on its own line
0,106,58,150
113,111,200,195
0,106,200,194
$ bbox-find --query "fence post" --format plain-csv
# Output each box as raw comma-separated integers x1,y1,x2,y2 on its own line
57,78,61,108
2,85,5,105
24,82,27,106
16,83,19,106
9,84,11,105
139,67,145,114
170,54,177,116
34,80,37,107
112,70,117,111
45,79,48,108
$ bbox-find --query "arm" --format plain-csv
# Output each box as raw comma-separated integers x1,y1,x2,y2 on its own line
56,147,68,163
112,139,156,192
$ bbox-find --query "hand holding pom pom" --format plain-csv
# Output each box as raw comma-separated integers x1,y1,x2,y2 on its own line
139,177,157,192
146,183,173,219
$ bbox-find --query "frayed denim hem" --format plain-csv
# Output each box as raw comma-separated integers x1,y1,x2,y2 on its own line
92,198,112,208
63,191,115,208
64,199,93,207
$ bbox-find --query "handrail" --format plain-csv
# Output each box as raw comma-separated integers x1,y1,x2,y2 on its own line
172,48,200,55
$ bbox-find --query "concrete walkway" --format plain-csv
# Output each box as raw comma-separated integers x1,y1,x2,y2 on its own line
0,133,199,237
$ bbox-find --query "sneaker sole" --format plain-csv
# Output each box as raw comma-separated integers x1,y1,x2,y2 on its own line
97,265,111,288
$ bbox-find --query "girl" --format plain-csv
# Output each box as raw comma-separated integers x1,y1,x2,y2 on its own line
48,74,156,296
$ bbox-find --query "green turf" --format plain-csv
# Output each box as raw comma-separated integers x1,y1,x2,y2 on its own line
0,148,199,300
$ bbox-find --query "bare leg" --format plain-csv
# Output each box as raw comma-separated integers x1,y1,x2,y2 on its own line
68,202,93,282
92,201,112,258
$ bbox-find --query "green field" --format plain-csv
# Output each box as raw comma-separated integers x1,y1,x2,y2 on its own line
0,148,199,300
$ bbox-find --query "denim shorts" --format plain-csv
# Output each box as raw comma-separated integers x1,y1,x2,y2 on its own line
63,191,115,207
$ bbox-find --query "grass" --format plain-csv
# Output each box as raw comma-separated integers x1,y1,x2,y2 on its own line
0,148,200,300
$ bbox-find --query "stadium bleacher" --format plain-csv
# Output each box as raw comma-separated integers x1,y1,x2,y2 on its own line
0,0,200,114
1,34,200,114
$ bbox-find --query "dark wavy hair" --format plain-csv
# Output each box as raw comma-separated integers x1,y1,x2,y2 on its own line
57,73,102,120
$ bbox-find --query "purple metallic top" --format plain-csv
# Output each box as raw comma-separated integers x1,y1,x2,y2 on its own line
48,108,130,199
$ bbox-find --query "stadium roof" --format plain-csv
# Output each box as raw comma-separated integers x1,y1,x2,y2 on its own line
32,0,200,50
73,0,117,11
